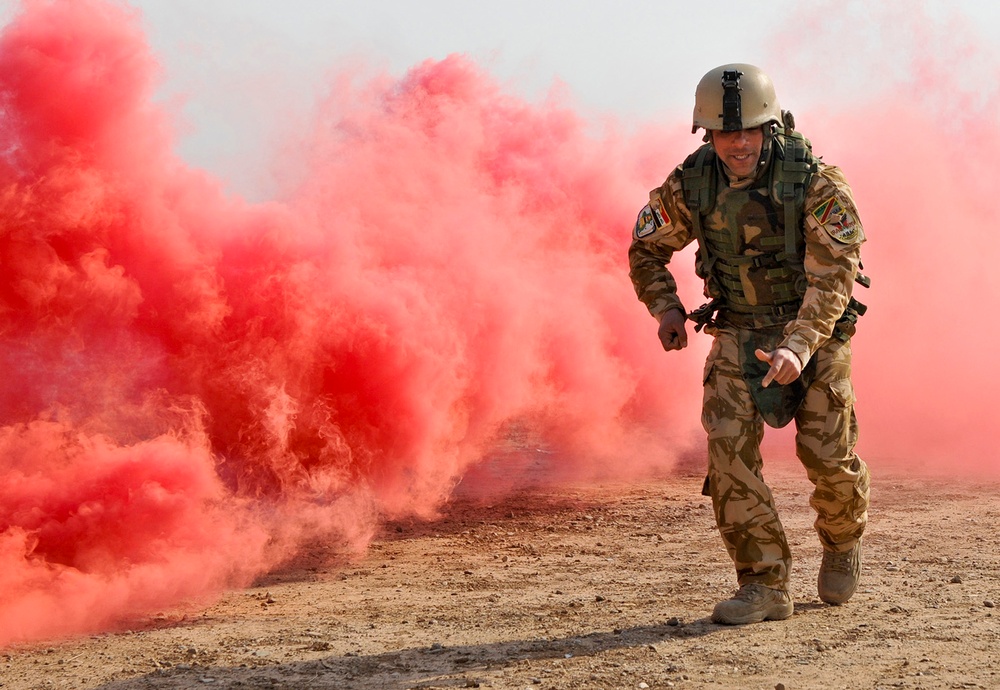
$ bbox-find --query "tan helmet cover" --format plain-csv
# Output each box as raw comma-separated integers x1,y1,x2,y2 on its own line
692,63,782,133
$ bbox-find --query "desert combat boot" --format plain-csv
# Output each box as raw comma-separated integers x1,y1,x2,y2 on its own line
818,540,862,604
711,584,794,625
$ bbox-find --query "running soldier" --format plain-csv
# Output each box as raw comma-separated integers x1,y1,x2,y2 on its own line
628,64,871,624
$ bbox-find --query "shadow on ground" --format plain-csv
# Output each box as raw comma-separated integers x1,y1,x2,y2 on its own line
92,617,722,689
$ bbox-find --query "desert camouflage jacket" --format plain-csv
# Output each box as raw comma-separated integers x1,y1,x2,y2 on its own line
628,149,865,367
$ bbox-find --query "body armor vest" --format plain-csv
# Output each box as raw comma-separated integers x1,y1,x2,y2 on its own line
681,129,818,328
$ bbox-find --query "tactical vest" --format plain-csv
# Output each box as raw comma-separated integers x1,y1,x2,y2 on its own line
681,129,818,329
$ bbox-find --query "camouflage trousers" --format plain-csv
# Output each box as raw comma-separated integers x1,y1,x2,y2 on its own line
701,329,871,590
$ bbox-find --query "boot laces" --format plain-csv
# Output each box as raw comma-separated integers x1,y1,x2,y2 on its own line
823,547,858,574
733,583,775,602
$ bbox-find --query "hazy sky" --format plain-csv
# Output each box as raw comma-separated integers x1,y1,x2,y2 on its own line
126,0,802,197
12,0,995,199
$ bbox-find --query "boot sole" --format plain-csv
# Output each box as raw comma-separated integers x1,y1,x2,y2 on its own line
818,587,857,605
711,602,794,625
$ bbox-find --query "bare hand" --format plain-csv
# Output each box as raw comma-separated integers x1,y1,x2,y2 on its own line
657,309,688,351
754,347,802,387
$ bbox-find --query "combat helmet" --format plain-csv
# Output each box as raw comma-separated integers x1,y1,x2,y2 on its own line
692,63,782,134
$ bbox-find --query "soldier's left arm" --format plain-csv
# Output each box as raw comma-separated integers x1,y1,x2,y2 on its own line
779,164,865,366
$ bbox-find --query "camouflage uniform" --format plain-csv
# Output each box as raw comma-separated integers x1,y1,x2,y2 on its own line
629,142,870,591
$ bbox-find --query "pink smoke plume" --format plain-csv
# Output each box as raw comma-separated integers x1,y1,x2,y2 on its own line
0,0,996,647
770,1,1000,472
0,0,695,646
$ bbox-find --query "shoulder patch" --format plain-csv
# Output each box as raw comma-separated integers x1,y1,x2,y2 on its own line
634,198,670,239
811,196,860,244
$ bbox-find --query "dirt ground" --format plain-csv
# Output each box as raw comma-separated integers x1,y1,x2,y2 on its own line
2,462,999,690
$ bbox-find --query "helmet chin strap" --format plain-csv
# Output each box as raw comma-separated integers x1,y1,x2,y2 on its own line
758,124,776,169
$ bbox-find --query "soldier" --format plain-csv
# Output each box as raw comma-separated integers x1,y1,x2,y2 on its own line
628,64,871,625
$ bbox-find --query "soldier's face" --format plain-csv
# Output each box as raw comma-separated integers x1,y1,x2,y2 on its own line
710,127,764,178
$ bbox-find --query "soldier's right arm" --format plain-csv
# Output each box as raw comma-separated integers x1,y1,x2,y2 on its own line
627,169,695,320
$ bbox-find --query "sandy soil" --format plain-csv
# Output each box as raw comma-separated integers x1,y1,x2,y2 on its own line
2,463,999,690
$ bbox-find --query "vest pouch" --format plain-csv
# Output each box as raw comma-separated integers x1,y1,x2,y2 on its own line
737,327,815,428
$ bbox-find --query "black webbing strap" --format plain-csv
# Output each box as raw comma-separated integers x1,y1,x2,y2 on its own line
682,145,717,277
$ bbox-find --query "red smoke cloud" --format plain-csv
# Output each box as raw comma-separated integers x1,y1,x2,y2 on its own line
0,0,698,645
771,1,1000,472
0,0,995,647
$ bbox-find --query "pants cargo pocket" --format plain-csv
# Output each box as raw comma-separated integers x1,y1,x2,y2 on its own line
827,377,856,408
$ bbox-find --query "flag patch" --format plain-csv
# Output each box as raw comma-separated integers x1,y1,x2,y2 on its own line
634,199,670,239
634,204,658,238
811,196,860,244
651,196,670,227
